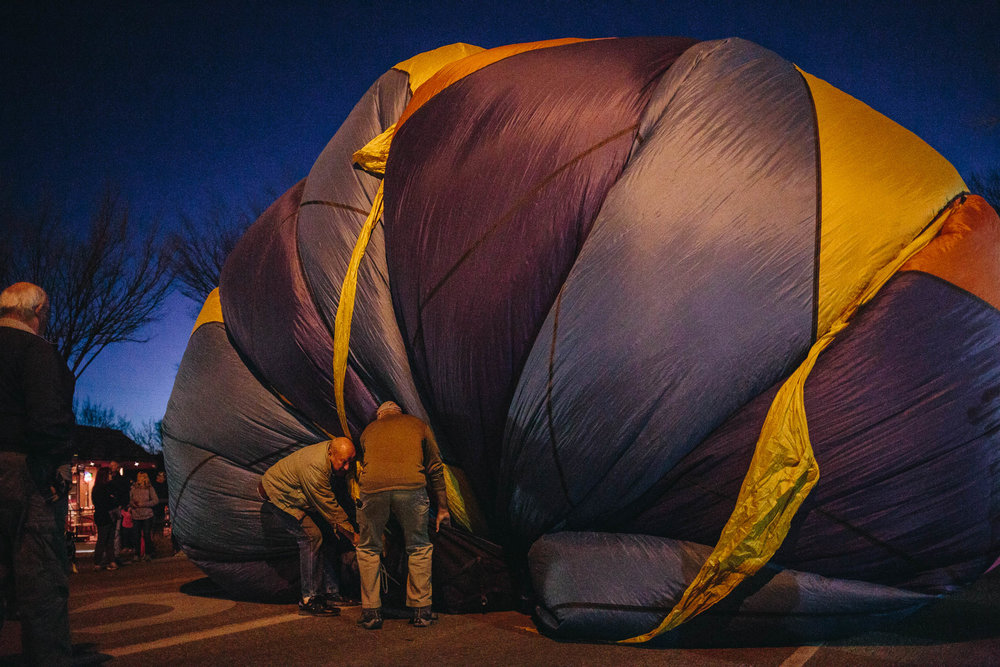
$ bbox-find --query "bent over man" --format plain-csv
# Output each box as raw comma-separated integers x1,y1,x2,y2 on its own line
0,282,77,665
259,437,359,616
356,401,450,630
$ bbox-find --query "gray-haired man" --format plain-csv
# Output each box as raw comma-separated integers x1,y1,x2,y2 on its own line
0,282,77,664
356,401,450,629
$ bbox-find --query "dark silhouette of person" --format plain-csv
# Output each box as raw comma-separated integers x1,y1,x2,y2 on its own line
90,467,119,570
0,282,77,664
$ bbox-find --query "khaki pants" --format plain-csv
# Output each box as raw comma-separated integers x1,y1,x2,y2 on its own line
356,488,432,609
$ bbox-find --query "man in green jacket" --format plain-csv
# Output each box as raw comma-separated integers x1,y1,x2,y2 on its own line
259,437,359,616
356,401,450,629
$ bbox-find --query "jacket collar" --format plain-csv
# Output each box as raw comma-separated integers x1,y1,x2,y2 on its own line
0,317,38,336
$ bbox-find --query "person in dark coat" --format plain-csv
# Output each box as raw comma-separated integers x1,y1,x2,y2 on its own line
106,460,130,564
0,282,77,664
90,468,119,570
151,470,169,536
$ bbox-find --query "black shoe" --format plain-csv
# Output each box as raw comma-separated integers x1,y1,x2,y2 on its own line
70,643,112,665
298,598,340,616
358,608,383,630
320,593,360,608
410,606,435,627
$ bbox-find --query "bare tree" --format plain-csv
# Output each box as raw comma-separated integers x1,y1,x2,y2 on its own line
75,398,133,433
0,186,174,378
168,189,275,310
74,398,163,453
967,168,1000,212
130,419,164,454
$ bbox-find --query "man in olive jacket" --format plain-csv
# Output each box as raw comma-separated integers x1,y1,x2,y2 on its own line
0,282,76,665
356,401,450,629
259,437,359,616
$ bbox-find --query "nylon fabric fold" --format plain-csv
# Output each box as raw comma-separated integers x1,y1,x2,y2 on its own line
353,124,396,176
622,197,961,643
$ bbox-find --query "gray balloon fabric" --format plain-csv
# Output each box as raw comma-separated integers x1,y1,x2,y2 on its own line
503,38,818,543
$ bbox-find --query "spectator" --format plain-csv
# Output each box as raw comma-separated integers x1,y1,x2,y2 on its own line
0,282,77,664
151,470,169,536
90,468,118,570
106,460,129,565
119,504,137,561
129,472,158,561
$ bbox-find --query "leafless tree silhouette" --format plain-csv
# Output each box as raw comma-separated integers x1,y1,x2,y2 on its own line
168,189,274,311
0,186,173,378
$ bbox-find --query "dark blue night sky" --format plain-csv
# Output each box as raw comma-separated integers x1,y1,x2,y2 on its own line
3,1,998,427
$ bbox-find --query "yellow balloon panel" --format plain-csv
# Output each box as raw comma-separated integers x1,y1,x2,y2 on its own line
800,68,967,336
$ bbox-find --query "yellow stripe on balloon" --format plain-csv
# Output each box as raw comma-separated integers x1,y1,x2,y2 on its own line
191,287,224,335
800,68,966,337
332,182,384,439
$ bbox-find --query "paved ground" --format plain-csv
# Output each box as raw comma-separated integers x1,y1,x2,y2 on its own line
2,548,999,666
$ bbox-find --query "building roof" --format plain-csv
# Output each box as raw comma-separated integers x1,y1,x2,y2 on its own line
72,425,159,464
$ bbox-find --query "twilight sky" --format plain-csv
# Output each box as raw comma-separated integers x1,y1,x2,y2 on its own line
3,1,998,429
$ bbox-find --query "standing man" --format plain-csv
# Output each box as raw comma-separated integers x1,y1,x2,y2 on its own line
105,460,129,566
258,437,360,616
356,401,450,630
0,282,77,664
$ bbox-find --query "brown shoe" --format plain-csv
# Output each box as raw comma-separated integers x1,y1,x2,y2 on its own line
410,606,435,627
358,608,383,630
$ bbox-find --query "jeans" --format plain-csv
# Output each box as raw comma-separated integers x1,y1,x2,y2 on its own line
265,501,341,601
134,517,155,557
93,522,115,568
357,487,432,609
0,451,72,665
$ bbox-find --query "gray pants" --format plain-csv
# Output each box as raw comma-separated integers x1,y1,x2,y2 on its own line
264,501,342,601
356,488,432,609
0,451,71,665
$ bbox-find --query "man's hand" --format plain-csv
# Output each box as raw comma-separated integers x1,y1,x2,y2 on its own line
435,508,451,532
351,531,360,547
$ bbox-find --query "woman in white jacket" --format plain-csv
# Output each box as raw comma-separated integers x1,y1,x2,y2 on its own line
130,471,159,560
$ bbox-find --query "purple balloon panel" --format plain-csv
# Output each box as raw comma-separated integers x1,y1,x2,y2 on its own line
383,37,699,515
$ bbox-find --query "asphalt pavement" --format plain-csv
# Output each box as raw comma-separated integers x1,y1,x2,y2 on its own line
2,546,999,666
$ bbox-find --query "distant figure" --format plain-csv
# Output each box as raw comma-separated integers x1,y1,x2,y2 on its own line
151,470,169,536
258,438,360,616
119,504,137,561
106,460,129,564
90,468,118,570
355,401,450,630
130,472,159,561
0,282,77,664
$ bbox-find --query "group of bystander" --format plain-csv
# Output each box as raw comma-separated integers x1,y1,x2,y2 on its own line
91,463,171,571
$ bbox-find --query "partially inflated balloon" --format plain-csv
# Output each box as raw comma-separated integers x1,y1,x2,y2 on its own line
163,38,999,641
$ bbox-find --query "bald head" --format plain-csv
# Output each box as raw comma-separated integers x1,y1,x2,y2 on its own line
327,437,356,476
0,282,49,334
